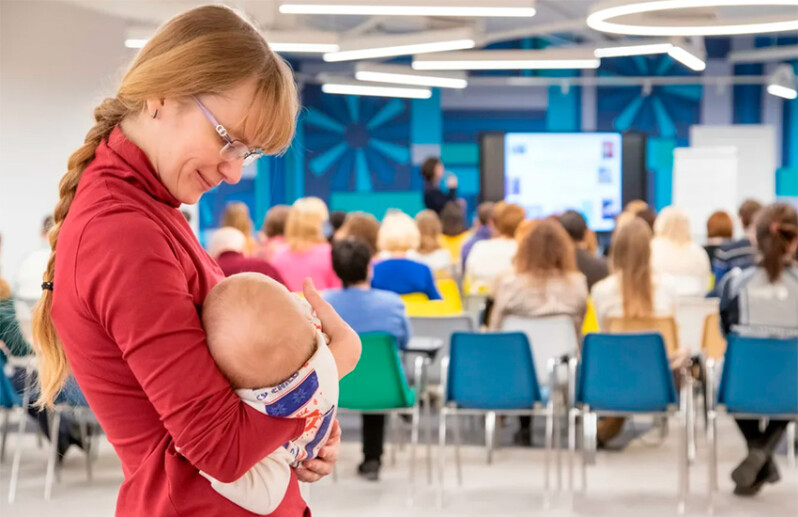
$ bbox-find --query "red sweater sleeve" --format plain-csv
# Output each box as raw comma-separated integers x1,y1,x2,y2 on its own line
75,211,304,483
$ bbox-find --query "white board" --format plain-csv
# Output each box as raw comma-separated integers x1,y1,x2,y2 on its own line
690,125,776,210
672,146,739,241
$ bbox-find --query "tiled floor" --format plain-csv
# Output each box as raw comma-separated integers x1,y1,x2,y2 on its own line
1,414,796,517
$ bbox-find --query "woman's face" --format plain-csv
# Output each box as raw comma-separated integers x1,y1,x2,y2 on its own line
146,79,260,204
435,162,444,181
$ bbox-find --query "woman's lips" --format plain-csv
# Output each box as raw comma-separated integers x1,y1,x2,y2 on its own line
197,170,213,190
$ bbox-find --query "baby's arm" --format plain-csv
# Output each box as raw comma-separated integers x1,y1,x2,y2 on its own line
200,449,292,515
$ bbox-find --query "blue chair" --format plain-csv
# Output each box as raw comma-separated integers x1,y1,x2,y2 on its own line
568,332,691,514
438,332,553,507
706,334,798,512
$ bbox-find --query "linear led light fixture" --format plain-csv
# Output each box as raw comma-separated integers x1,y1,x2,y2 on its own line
355,63,468,89
324,28,476,62
320,76,432,99
413,49,600,71
767,64,798,99
594,38,706,71
124,28,339,53
280,0,536,17
587,0,798,37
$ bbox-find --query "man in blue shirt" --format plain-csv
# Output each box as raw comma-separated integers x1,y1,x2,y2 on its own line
323,238,411,481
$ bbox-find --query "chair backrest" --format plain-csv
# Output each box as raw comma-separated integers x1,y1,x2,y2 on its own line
339,333,414,411
675,297,720,355
702,313,727,360
717,334,798,416
447,332,542,410
606,316,680,356
577,333,678,412
582,298,600,335
0,354,22,408
409,315,474,384
436,279,463,313
500,314,580,385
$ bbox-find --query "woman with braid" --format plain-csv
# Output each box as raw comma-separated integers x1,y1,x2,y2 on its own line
30,6,358,516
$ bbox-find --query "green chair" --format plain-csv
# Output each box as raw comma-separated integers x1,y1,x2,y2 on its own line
339,332,431,500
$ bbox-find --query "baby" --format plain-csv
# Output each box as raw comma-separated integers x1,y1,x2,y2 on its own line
200,273,351,515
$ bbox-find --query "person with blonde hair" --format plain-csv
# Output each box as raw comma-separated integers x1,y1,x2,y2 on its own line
651,206,711,296
591,218,685,445
465,203,526,295
271,197,340,292
31,7,349,514
408,210,453,276
221,202,257,255
372,211,441,300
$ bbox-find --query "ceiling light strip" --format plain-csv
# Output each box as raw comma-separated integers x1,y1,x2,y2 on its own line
321,83,432,99
324,39,475,62
279,3,535,17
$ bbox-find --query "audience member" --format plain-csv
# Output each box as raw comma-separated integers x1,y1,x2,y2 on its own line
335,212,380,257
409,210,453,276
421,157,458,214
329,211,347,242
272,197,341,292
221,201,257,255
514,219,538,244
439,201,470,265
636,208,657,231
257,204,290,260
651,207,711,296
465,203,525,295
624,199,649,214
208,227,286,285
559,210,609,290
719,202,798,496
14,215,54,306
712,199,763,293
704,210,734,262
591,218,685,444
461,202,495,270
324,239,411,481
0,279,85,462
372,211,441,300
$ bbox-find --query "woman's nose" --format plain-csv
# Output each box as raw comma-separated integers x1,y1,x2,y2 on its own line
218,158,244,185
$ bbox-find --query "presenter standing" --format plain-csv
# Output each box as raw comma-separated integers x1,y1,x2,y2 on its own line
421,157,458,214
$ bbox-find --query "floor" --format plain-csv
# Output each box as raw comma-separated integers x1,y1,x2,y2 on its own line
1,413,796,517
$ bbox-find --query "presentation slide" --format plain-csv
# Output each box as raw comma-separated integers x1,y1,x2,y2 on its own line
504,132,623,232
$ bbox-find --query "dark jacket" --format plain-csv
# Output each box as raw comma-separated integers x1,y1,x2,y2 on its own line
423,182,457,214
575,248,610,291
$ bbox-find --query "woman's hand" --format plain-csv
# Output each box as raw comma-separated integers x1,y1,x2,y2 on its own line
446,174,458,190
303,278,361,378
294,420,341,482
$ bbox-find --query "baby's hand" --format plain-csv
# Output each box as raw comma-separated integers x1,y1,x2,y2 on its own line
302,278,361,379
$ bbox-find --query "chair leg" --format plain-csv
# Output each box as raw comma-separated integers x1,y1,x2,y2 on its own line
544,406,553,509
409,406,420,506
424,389,433,483
9,399,31,504
45,410,62,500
581,412,593,492
687,375,696,466
79,416,92,482
0,408,9,463
787,421,796,470
389,413,398,467
485,411,496,466
554,390,563,493
453,412,463,487
707,410,717,515
567,408,578,494
678,408,688,515
437,409,447,508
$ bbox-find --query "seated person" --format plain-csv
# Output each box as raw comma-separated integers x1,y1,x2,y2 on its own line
559,210,609,291
200,273,359,514
208,227,286,285
408,210,454,277
651,207,711,296
712,199,762,295
465,203,525,295
372,211,441,300
719,203,798,497
324,239,411,481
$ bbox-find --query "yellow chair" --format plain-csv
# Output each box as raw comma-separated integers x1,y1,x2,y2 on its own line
436,279,463,314
401,282,463,318
701,313,727,360
581,299,600,335
606,316,680,357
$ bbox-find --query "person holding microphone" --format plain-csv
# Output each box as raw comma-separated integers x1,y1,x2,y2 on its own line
421,157,458,214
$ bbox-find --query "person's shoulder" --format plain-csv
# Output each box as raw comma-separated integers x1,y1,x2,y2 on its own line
590,274,617,297
370,288,405,306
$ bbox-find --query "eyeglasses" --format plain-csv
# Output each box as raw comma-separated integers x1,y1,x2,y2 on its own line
194,96,264,167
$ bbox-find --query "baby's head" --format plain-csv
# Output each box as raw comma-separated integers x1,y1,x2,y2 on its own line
202,273,317,389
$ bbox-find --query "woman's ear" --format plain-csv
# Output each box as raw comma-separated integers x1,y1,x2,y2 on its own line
145,98,165,119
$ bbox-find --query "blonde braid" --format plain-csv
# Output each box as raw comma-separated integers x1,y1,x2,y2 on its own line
33,97,129,407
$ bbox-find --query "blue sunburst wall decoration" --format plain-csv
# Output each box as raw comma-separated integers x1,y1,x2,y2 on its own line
302,84,412,201
597,54,702,142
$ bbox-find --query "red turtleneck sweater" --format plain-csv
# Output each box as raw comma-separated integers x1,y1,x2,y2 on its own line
51,127,309,516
